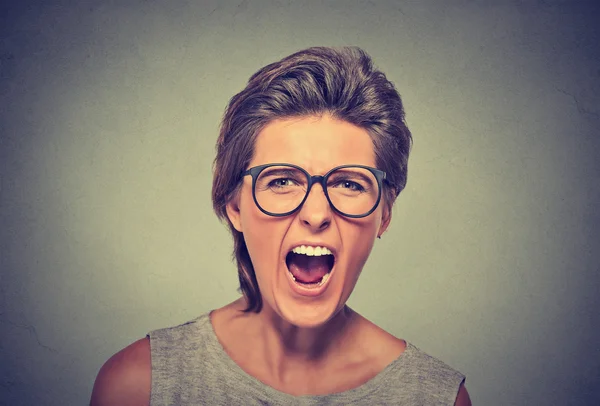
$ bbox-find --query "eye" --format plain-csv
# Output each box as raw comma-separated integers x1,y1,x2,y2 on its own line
268,178,299,188
331,180,366,192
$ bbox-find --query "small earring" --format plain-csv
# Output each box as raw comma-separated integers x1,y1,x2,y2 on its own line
377,235,381,239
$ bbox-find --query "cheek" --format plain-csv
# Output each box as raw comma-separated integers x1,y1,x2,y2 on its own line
341,217,379,269
347,211,381,239
240,203,286,277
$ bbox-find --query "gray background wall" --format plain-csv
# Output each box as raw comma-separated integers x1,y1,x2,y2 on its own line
1,1,599,405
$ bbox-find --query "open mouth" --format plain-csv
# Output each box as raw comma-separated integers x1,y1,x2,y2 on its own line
285,246,335,288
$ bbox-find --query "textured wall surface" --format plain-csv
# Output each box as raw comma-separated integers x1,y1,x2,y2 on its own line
1,1,599,405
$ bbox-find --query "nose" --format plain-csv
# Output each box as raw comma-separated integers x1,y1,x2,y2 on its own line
298,181,331,231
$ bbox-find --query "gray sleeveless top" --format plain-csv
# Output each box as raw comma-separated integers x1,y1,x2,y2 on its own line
147,313,465,405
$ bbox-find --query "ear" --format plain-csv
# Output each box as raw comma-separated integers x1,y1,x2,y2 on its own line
226,197,243,233
378,204,392,238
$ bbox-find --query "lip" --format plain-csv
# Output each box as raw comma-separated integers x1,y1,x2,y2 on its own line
285,261,335,297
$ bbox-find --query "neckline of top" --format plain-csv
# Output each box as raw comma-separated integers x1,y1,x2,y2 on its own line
201,311,414,401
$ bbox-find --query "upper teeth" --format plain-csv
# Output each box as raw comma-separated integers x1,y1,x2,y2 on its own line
291,245,333,256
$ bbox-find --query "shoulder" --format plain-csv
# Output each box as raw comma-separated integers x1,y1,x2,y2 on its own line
90,337,151,406
404,342,463,379
396,343,467,404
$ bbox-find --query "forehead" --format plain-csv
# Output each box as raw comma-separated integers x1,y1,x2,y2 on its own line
251,115,376,172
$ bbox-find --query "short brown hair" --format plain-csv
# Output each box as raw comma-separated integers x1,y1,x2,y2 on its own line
212,46,412,313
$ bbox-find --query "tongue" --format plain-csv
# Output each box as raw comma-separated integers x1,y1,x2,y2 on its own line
287,253,330,284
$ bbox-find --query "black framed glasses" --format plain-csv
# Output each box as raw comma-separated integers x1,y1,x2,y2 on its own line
242,163,387,218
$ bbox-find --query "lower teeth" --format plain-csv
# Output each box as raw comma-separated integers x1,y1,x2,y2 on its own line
290,272,330,286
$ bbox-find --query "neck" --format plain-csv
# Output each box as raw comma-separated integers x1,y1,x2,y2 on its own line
244,300,358,380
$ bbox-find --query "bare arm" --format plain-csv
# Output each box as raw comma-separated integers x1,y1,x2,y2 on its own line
454,382,472,406
90,337,151,406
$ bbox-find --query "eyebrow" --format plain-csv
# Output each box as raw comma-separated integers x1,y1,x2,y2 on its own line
260,168,304,178
259,166,376,186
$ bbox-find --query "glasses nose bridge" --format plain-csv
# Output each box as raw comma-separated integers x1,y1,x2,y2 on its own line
303,174,329,204
307,174,326,192
298,174,332,225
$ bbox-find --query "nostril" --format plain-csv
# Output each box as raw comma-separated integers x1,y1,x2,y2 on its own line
301,216,330,229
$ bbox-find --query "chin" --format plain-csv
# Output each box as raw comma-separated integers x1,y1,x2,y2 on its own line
273,295,343,329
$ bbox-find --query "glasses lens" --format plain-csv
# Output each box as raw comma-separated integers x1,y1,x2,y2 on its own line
254,166,308,214
326,167,379,216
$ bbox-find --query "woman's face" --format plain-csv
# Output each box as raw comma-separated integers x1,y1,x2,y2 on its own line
226,115,391,328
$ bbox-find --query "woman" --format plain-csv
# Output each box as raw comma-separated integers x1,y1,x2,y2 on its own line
91,46,471,405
